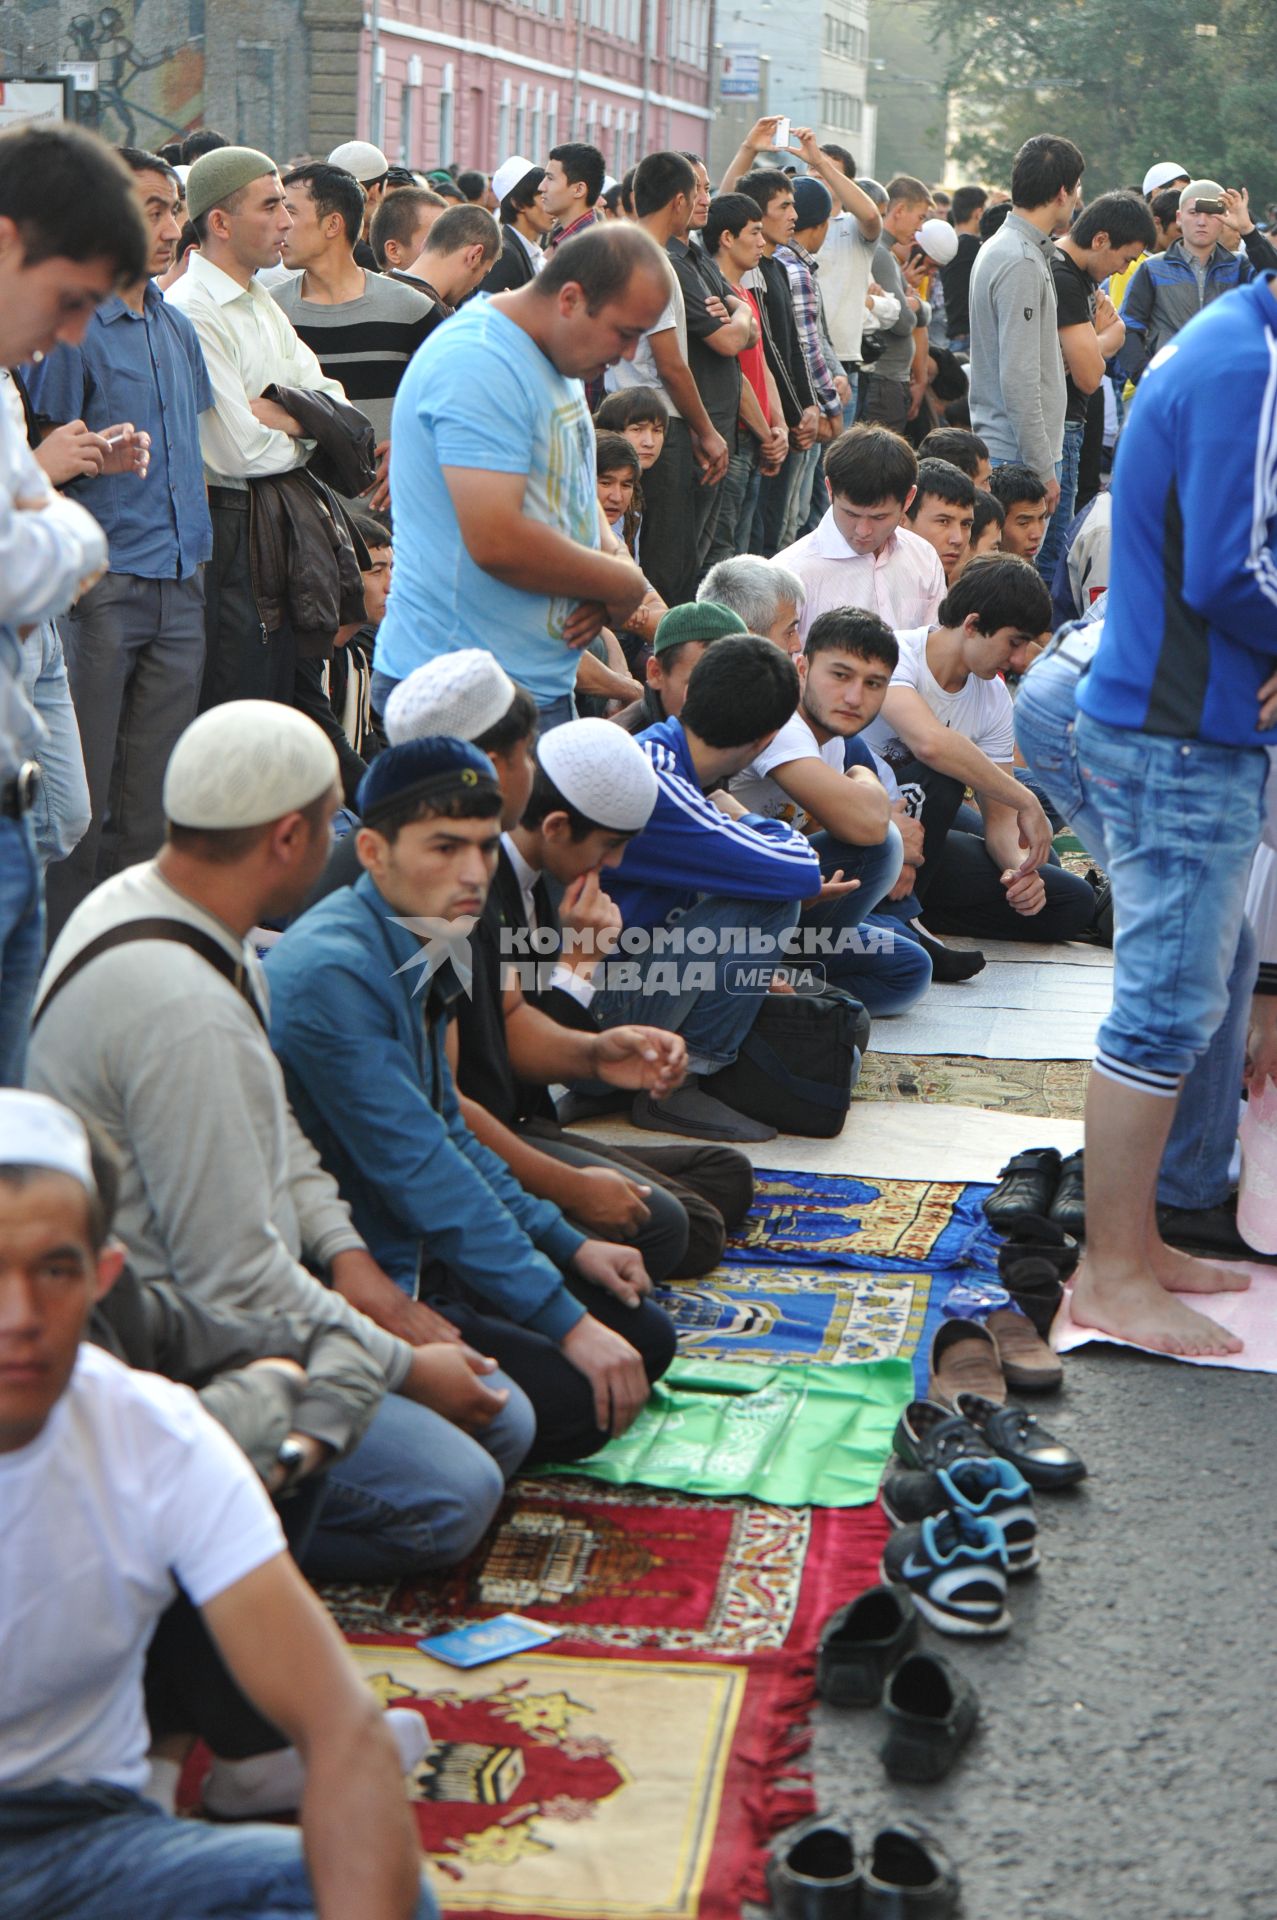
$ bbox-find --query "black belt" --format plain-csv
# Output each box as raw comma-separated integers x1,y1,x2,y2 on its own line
208,485,251,512
0,762,40,819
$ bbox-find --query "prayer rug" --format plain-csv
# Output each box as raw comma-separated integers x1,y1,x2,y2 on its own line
657,1261,932,1367
545,1355,912,1505
724,1169,999,1274
857,1051,1090,1120
1054,1267,1277,1374
326,1482,890,1656
348,1637,820,1919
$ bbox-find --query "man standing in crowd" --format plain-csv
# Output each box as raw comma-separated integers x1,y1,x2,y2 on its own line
700,193,789,566
776,173,845,546
604,151,730,607
862,175,932,431
373,225,660,730
166,146,349,707
0,126,147,1083
800,137,884,419
384,203,500,323
541,142,607,252
941,185,987,351
969,133,1086,515
28,146,211,946
1118,178,1277,381
1071,271,1277,1359
327,138,392,267
478,155,552,292
370,186,446,273
273,163,434,468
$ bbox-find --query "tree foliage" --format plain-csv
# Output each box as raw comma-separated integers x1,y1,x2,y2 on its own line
936,0,1277,206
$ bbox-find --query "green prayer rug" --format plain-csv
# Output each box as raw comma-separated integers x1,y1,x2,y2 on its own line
544,1355,913,1507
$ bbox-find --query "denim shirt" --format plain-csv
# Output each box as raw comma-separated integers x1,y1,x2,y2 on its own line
24,283,214,580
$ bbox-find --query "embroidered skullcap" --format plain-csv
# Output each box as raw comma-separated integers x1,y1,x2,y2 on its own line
0,1090,93,1191
652,600,747,657
185,146,276,226
357,735,500,828
384,651,518,746
535,718,657,833
328,140,390,184
917,217,959,266
163,703,339,829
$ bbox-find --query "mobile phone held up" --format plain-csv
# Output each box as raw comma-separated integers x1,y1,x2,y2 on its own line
773,116,790,151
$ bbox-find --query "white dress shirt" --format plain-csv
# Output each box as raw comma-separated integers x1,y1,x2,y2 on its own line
778,510,946,637
166,251,345,487
501,832,596,1009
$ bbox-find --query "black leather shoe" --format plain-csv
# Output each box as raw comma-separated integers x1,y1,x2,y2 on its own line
1156,1197,1277,1265
892,1399,994,1473
766,1814,861,1919
982,1148,1062,1230
995,1252,1065,1341
861,1822,960,1918
953,1392,1087,1490
817,1585,919,1707
881,1652,978,1782
996,1214,1078,1285
1048,1149,1085,1236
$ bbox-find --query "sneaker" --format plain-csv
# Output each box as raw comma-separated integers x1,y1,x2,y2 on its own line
880,1508,1010,1637
880,1456,1039,1576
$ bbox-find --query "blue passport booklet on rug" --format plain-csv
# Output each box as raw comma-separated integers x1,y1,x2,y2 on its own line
417,1613,563,1668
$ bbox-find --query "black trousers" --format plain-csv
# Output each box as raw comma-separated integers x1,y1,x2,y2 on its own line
522,1118,753,1279
292,655,367,804
637,416,699,608
202,498,297,709
425,1266,678,1467
878,754,1094,944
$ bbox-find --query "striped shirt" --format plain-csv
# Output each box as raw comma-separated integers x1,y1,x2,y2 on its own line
272,270,434,446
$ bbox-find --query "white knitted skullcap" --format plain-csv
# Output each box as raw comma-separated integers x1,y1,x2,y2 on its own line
163,702,339,829
383,651,518,746
0,1090,93,1190
536,718,658,832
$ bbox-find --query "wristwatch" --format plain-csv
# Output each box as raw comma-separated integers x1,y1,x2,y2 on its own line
274,1436,309,1496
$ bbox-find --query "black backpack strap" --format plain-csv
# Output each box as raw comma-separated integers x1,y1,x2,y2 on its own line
33,918,267,1034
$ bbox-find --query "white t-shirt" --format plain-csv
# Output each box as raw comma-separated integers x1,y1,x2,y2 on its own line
603,254,687,418
817,213,879,362
731,709,844,825
0,1343,285,1792
861,625,1015,772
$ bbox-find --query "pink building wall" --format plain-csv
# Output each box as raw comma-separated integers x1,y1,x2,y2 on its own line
359,0,714,176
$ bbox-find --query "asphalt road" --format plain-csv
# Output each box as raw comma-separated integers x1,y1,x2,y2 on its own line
795,1346,1277,1920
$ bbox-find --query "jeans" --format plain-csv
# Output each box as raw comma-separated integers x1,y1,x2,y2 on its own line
592,892,800,1072
535,693,577,734
707,441,760,569
778,441,823,549
370,666,399,717
861,374,909,433
801,824,932,1016
839,364,860,431
1016,650,1259,1207
751,450,795,557
1073,710,1267,1084
302,1377,534,1583
0,816,42,1086
20,622,90,869
1036,418,1084,586
0,1780,437,1920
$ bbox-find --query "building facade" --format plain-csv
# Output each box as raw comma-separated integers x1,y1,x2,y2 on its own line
361,0,714,176
710,0,874,183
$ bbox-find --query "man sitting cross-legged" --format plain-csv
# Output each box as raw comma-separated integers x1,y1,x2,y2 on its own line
591,635,831,1143
265,735,677,1464
28,703,535,1585
730,607,934,1015
0,1089,434,1920
904,457,977,586
861,553,1094,944
610,600,747,734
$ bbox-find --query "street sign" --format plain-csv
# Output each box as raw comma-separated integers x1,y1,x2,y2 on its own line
720,43,760,100
0,78,73,128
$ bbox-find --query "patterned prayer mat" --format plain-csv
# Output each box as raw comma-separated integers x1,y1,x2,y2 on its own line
723,1170,998,1273
328,1480,889,1656
857,1051,1090,1118
349,1637,821,1920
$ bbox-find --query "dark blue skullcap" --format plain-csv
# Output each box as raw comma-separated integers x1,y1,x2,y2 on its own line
356,734,500,827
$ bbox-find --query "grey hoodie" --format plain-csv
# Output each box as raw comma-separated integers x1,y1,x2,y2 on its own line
968,210,1066,482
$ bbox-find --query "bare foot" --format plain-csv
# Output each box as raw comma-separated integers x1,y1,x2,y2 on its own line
1147,1237,1252,1295
1072,1260,1243,1357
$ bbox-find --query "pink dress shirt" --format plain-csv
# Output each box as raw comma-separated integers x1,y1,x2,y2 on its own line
778,511,946,636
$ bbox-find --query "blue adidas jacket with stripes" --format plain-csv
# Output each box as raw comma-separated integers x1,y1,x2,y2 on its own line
607,715,823,933
1077,277,1277,748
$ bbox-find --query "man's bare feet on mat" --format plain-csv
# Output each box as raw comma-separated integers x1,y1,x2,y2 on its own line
1072,1261,1243,1356
1148,1238,1252,1295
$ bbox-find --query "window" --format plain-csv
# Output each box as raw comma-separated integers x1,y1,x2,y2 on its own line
370,44,386,150
819,88,862,133
438,61,455,165
585,99,598,148
498,77,511,159
531,85,543,158
516,80,528,153
547,87,559,150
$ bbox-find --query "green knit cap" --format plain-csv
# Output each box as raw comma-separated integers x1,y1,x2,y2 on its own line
186,146,277,225
653,601,748,656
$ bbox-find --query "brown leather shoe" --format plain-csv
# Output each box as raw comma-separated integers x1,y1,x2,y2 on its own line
987,1306,1063,1393
928,1319,1005,1407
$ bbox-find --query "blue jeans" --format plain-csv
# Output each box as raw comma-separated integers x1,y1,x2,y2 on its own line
370,666,399,717
0,1780,437,1919
802,824,932,1016
304,1378,535,1583
707,441,761,569
0,815,42,1086
779,441,824,549
751,450,796,556
592,893,800,1072
1037,419,1084,585
1072,710,1266,1085
534,693,577,734
1017,652,1259,1207
20,623,90,869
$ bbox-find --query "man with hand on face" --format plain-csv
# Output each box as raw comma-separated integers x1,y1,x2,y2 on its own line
26,145,205,947
0,1089,435,1920
265,735,676,1464
371,225,663,734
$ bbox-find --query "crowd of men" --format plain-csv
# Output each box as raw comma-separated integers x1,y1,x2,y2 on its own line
2,109,1277,1920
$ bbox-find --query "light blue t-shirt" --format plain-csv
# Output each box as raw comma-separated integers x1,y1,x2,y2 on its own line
375,298,599,705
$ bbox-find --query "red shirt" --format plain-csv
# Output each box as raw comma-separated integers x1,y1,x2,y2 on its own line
733,282,771,424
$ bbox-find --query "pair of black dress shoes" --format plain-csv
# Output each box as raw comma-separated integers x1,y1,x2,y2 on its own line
982,1147,1084,1237
766,1813,959,1918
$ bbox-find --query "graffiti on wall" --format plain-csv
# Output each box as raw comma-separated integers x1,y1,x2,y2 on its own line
64,2,204,143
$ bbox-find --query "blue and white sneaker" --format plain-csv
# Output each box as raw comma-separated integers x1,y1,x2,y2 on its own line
880,1455,1040,1576
880,1509,1011,1637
